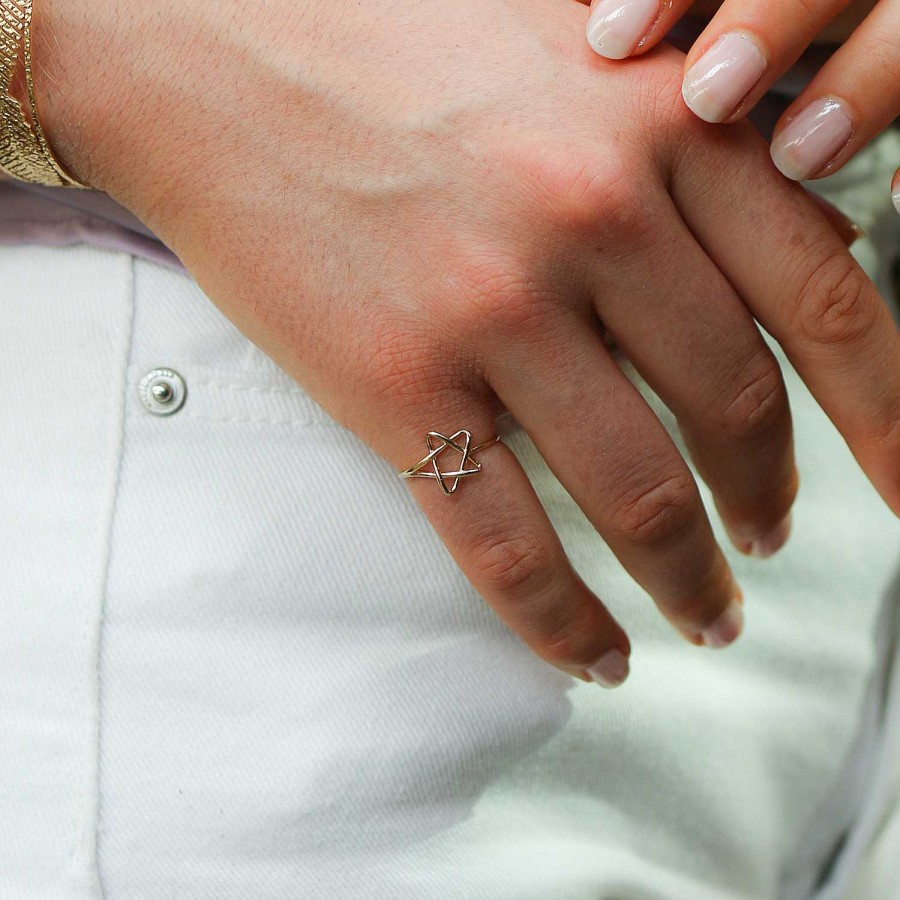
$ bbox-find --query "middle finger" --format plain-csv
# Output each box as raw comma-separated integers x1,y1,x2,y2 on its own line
479,295,744,647
582,191,799,556
681,0,851,124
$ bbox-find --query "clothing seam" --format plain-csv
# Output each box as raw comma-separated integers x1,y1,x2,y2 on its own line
190,379,306,397
69,252,136,900
184,412,343,429
124,364,309,393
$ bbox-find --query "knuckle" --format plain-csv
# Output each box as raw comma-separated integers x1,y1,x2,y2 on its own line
364,329,443,402
716,352,786,441
551,159,643,237
358,312,476,411
792,254,879,347
471,529,558,597
509,144,648,240
607,471,698,545
448,257,559,342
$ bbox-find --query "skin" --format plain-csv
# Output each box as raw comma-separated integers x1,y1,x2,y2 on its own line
587,0,899,187
7,0,900,686
690,0,877,41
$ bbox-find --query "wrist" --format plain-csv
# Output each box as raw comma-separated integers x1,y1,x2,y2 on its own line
29,0,135,192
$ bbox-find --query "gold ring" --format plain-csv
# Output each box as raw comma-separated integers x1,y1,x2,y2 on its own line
397,429,502,495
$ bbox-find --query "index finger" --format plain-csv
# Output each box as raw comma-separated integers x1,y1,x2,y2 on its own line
673,124,900,515
679,0,851,124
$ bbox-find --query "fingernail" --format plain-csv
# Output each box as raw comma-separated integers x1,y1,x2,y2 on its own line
586,0,660,60
892,188,900,216
700,598,744,649
586,648,630,688
771,98,853,181
749,512,792,559
682,32,767,124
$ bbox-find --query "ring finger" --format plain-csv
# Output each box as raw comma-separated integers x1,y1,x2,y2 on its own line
372,380,633,687
679,0,851,124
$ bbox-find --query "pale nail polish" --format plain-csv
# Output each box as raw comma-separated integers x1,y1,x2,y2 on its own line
749,512,792,559
892,188,900,216
700,599,744,649
771,98,853,181
682,32,767,124
586,649,630,688
586,0,660,60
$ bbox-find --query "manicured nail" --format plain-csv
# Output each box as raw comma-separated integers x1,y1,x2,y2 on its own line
682,32,767,124
700,599,744,649
586,648,630,688
749,513,792,559
892,188,900,216
586,0,660,60
771,98,853,181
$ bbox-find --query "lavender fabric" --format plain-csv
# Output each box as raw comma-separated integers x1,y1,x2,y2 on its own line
0,183,183,270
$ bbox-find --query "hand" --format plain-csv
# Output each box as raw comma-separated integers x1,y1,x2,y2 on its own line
35,0,900,686
583,0,900,189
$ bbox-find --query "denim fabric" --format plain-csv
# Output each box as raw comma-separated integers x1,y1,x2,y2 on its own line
1,187,898,897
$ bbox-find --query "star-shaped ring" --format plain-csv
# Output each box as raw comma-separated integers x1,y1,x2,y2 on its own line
397,429,501,495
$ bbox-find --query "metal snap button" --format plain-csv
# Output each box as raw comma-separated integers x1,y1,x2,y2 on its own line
139,367,187,416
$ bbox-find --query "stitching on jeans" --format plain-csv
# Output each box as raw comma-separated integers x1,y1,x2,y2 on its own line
182,412,343,430
70,252,136,899
190,379,306,397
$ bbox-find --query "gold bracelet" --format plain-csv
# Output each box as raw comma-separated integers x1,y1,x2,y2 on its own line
0,0,87,187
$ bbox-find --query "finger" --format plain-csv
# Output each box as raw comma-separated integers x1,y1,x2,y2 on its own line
680,1,851,124
583,195,798,557
584,0,696,61
771,1,900,181
673,123,900,515
373,383,632,687
481,300,744,648
807,192,865,246
893,168,900,215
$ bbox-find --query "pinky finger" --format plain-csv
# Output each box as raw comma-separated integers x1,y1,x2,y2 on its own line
770,1,900,181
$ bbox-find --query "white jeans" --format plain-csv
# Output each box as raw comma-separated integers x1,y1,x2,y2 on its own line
2,136,899,899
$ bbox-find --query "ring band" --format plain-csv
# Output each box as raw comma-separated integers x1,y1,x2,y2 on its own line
397,429,502,495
